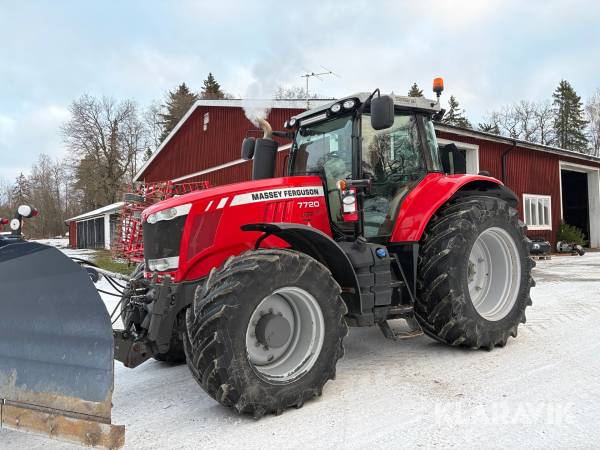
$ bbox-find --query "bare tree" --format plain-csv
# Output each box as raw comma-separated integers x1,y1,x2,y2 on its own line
586,89,600,157
481,101,555,145
63,95,146,207
514,101,539,142
534,101,555,146
274,86,320,100
22,155,69,238
0,177,13,219
144,100,163,154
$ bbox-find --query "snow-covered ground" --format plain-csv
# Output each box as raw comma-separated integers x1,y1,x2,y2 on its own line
2,251,600,449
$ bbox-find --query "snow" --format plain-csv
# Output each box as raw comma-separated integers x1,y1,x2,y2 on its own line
32,238,69,248
2,250,600,449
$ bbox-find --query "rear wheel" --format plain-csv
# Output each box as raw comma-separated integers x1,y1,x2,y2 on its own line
184,249,347,417
415,196,534,349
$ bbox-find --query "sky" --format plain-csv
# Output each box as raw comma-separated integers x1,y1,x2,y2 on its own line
1,0,599,180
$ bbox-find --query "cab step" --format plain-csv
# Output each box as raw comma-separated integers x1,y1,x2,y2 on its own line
378,317,424,340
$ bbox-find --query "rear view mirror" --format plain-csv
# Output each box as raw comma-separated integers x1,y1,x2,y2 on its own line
370,95,395,130
241,137,256,160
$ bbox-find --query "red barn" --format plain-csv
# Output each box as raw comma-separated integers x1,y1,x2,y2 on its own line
135,99,324,186
134,99,600,248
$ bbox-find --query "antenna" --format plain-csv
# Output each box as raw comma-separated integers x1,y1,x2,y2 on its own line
301,68,338,109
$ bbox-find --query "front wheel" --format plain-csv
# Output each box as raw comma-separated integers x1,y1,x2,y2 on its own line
184,249,348,417
415,196,534,349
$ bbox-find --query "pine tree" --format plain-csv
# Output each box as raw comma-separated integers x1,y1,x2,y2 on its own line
201,73,225,100
10,172,31,207
553,80,588,152
144,147,153,161
442,95,472,128
407,82,423,97
158,83,198,142
478,121,500,134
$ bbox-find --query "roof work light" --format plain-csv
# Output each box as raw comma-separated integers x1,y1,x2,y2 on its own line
433,77,444,98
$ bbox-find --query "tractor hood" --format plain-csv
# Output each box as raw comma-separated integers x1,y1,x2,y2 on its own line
142,176,323,220
142,175,332,282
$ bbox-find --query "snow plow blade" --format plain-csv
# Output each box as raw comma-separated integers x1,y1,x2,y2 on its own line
0,241,124,449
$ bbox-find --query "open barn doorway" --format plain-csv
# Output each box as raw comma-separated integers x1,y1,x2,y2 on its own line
560,162,600,248
561,170,590,240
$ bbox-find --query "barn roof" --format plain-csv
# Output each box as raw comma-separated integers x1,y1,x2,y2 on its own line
66,202,124,223
436,123,600,165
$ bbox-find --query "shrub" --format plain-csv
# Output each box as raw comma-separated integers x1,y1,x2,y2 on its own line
557,222,588,247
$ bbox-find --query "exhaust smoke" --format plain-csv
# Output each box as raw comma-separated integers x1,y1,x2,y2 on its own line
243,99,271,133
242,53,303,134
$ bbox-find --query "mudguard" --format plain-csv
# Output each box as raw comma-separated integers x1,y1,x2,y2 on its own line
0,240,123,449
391,173,512,242
241,222,360,290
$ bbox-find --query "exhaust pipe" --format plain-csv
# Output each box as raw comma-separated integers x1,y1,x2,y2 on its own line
257,117,273,139
252,118,277,180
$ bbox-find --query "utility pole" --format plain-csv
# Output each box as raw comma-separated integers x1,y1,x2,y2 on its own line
300,68,337,109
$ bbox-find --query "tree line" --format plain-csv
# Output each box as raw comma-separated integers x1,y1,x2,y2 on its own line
408,80,600,155
0,73,229,237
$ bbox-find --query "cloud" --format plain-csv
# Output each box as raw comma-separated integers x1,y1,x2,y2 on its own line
0,0,599,179
0,115,17,145
0,105,70,179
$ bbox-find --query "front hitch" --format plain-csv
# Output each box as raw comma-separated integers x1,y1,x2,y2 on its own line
113,276,181,367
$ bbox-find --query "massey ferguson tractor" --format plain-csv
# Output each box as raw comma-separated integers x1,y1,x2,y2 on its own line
0,79,534,448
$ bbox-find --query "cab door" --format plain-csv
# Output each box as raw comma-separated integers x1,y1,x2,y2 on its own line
360,113,428,238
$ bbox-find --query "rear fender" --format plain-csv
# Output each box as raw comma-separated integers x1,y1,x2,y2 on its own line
241,223,362,315
391,173,511,242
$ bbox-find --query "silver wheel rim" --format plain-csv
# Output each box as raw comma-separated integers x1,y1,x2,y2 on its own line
468,227,521,321
245,287,324,384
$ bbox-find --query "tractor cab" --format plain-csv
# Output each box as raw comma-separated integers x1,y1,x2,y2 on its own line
285,91,445,240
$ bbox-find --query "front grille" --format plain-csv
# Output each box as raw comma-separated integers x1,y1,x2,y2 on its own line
143,215,186,261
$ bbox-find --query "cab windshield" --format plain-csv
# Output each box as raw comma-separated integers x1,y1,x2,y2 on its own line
290,115,354,227
290,115,353,179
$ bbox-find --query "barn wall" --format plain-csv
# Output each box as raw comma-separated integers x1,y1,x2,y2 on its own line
139,106,302,184
438,130,600,245
184,149,291,186
68,221,77,248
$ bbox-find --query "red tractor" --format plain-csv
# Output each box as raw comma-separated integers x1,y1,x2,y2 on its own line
117,82,533,415
0,80,533,447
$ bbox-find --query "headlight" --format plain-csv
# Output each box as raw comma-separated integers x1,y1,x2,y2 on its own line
146,203,191,224
289,118,297,127
343,99,356,109
147,256,179,272
330,103,341,113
